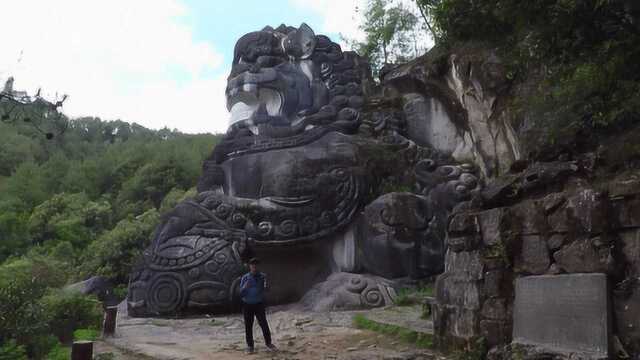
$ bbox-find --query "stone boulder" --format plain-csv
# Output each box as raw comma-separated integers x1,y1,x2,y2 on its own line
299,272,397,311
65,276,117,305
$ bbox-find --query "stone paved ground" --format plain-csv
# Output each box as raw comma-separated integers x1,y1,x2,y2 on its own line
101,303,446,360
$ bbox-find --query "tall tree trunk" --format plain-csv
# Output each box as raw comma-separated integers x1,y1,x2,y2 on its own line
417,3,439,44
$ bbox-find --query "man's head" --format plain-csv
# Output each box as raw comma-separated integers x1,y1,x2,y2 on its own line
248,257,260,273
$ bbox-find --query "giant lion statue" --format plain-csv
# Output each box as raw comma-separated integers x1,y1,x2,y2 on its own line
127,24,480,316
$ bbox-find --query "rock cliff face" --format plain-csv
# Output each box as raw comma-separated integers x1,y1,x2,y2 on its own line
382,47,521,178
379,46,640,358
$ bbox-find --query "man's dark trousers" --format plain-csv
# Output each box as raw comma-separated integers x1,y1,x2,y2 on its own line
243,302,272,348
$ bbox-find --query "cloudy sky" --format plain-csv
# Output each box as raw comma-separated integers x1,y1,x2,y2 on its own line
0,0,369,134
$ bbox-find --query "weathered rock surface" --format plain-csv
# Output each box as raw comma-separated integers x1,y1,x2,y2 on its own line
384,49,521,178
299,272,397,311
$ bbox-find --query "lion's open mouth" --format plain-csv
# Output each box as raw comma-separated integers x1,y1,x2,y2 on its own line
226,67,288,134
228,88,283,128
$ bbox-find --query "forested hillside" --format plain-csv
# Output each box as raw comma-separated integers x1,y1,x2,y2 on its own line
0,116,220,358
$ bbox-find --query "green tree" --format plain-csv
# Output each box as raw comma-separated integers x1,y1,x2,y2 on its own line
80,209,160,283
423,0,640,153
0,256,69,349
352,0,420,74
414,0,442,44
28,192,111,249
4,162,49,209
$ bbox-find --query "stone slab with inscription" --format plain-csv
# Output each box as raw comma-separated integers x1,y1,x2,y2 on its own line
513,273,610,358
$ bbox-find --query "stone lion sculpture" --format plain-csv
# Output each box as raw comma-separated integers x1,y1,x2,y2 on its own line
127,23,480,316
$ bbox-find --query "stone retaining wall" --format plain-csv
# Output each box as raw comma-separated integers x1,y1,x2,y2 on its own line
433,167,640,358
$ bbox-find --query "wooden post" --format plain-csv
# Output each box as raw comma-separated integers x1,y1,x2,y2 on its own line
102,305,118,337
71,341,93,360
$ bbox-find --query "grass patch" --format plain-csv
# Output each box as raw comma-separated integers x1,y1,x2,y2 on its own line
353,314,433,348
44,343,71,360
394,284,434,306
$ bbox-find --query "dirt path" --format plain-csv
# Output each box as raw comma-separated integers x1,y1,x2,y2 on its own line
101,304,446,360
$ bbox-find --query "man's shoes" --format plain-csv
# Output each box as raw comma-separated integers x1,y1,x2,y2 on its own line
266,343,278,352
245,347,255,354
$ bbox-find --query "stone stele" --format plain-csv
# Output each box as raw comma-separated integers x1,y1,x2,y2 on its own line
513,273,610,358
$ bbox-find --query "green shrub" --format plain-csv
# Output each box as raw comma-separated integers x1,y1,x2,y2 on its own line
40,290,102,343
73,328,99,342
29,335,59,360
0,340,28,360
44,343,71,360
80,209,159,283
0,256,69,347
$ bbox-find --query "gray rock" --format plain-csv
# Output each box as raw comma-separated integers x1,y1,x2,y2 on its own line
511,201,548,235
619,229,640,276
514,235,550,275
483,269,512,298
546,234,566,252
564,189,609,235
435,273,482,310
443,250,484,281
480,319,511,347
447,212,481,252
553,238,613,274
477,208,508,247
402,93,465,155
66,276,114,302
613,197,640,229
299,272,397,311
432,303,481,341
481,298,510,321
606,173,640,198
613,280,640,356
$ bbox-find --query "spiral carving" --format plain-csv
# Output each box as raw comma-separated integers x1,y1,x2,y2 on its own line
362,287,384,307
214,251,228,264
147,273,186,314
278,220,298,237
215,204,233,219
346,276,368,293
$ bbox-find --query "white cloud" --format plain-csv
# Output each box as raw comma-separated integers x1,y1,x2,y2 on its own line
289,0,366,45
0,0,229,134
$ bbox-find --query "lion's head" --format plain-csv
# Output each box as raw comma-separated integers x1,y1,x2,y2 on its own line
224,23,370,139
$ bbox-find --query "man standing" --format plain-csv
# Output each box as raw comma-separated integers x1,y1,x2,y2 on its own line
240,258,277,354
